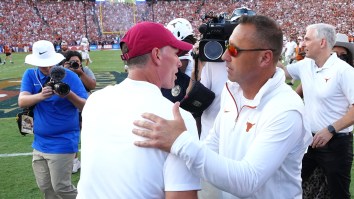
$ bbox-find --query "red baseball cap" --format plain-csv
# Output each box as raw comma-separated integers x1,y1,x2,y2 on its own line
120,22,193,61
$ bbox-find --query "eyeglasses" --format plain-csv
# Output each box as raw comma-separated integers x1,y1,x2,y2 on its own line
225,41,275,57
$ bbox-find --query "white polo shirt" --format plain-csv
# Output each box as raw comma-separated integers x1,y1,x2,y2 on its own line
77,79,201,199
200,62,228,140
287,54,354,133
171,68,312,198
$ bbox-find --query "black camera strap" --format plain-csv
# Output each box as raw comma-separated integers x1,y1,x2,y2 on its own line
194,54,199,81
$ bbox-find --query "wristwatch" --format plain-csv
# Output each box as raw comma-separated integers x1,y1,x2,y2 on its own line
327,125,337,135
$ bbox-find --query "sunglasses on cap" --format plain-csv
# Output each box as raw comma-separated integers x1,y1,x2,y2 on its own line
225,41,275,57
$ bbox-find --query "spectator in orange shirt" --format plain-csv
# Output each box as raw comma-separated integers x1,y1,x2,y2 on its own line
3,44,14,64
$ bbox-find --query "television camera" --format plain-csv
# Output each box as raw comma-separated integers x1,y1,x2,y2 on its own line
198,7,256,62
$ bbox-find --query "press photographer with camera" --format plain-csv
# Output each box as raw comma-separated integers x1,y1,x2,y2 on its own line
18,40,88,198
63,50,96,94
63,50,96,173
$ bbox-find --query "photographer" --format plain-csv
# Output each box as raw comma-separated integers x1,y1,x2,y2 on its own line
63,50,96,94
63,50,96,173
18,40,88,198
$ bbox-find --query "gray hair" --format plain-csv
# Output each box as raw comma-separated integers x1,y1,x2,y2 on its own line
306,23,336,50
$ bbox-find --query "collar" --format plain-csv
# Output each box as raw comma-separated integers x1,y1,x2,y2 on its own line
226,67,285,108
322,53,338,69
35,68,50,84
314,53,338,73
124,78,162,96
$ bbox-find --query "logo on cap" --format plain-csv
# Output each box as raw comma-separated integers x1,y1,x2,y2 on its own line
39,51,47,55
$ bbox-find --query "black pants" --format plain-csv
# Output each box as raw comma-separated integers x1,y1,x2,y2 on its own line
302,133,353,199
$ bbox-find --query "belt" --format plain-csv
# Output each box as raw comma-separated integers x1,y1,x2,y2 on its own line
312,132,352,137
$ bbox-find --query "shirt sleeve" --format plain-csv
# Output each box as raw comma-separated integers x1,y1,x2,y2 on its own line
83,66,96,80
286,61,303,80
20,69,39,93
164,110,201,191
340,66,354,104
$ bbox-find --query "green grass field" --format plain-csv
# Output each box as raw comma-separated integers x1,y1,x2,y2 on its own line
0,50,353,198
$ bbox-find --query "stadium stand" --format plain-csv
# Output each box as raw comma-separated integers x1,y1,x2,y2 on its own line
0,0,353,50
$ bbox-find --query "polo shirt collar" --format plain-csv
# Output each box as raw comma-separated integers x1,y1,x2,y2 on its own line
226,67,285,108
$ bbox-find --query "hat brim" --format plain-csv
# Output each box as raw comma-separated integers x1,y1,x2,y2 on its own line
170,40,193,56
25,53,65,67
334,41,354,57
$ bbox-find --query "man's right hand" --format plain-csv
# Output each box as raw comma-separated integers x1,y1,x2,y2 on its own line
132,102,187,152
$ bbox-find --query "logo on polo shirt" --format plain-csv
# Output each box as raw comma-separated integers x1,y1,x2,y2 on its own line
246,122,255,132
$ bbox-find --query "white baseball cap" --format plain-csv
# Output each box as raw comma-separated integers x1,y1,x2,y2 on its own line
25,40,65,67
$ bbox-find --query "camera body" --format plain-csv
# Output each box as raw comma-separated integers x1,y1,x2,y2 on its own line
45,80,70,96
198,7,255,62
68,60,80,69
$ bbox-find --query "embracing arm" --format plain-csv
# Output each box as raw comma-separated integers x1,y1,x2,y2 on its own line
133,103,304,197
170,110,304,197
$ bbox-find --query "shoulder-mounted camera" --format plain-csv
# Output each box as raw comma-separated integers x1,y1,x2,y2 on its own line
198,7,256,62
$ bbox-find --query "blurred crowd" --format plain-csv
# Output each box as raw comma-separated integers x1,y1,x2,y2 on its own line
0,0,353,50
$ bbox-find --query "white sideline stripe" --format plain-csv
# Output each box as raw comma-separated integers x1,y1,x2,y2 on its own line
0,149,81,157
0,152,32,157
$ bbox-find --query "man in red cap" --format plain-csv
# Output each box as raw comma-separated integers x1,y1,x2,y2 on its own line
77,22,200,199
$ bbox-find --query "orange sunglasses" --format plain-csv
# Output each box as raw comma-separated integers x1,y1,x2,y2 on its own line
225,41,275,57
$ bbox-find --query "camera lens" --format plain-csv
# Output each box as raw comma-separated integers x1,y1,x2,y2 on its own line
204,41,223,61
70,61,80,69
54,83,70,96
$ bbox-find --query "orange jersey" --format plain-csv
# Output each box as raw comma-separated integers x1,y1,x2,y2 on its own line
295,46,305,61
4,45,11,53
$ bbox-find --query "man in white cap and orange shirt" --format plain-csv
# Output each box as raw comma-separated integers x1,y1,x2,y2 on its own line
18,40,88,198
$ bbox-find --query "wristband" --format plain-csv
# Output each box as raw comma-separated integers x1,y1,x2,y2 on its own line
327,124,336,135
